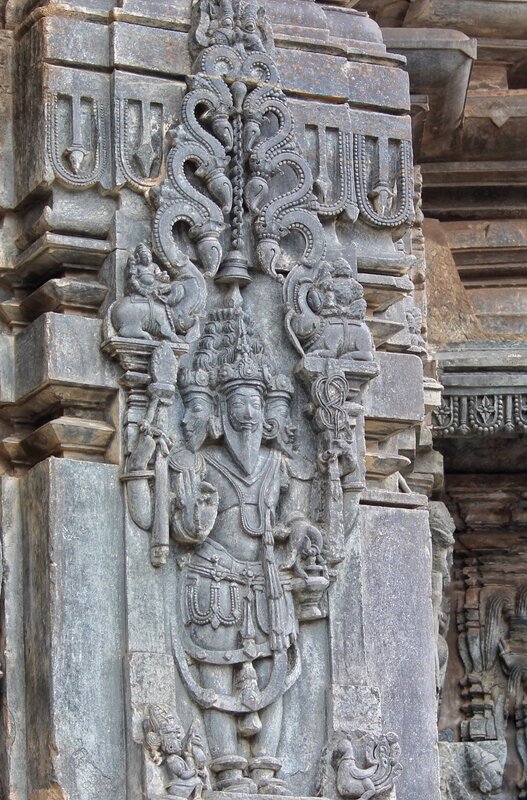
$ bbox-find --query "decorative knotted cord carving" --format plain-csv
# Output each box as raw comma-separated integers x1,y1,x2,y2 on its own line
313,373,352,441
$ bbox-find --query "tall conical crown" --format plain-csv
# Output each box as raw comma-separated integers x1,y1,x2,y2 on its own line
192,284,273,394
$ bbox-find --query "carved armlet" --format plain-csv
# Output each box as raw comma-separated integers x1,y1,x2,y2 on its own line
120,470,155,481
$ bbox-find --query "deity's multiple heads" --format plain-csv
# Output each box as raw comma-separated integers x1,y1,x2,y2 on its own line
177,286,295,461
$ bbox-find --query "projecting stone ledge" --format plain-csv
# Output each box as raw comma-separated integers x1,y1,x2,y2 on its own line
433,342,527,438
205,795,333,800
404,0,527,39
382,27,476,160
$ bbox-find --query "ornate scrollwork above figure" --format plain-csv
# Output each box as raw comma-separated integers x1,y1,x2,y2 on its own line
243,77,325,280
186,0,326,284
149,72,234,278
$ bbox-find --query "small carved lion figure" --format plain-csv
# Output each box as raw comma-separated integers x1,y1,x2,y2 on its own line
284,259,374,363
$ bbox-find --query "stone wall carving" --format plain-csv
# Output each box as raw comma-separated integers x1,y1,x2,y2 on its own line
434,393,527,437
143,705,210,800
429,501,455,700
46,89,110,189
100,0,404,795
437,477,527,798
109,243,206,342
101,1,392,794
439,742,506,800
0,1,440,799
317,730,402,799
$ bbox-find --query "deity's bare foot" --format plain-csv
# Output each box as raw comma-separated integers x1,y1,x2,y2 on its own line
249,757,290,796
210,755,257,794
256,777,291,796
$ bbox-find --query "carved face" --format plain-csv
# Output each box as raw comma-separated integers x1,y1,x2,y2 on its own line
181,392,213,452
333,277,359,306
266,396,296,456
318,278,336,308
226,386,264,433
137,249,153,268
222,385,265,474
161,728,184,755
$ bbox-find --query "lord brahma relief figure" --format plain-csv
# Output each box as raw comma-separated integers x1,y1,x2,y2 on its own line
102,1,402,797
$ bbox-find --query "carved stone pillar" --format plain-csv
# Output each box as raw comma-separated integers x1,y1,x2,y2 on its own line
0,4,438,800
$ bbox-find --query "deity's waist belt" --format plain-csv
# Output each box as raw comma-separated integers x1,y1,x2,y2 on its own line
185,539,292,590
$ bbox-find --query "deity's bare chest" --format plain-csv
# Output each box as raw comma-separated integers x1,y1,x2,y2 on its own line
205,450,281,536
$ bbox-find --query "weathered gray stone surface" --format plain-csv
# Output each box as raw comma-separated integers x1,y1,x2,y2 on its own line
362,506,440,800
439,741,507,800
0,476,27,800
0,2,442,800
21,459,125,799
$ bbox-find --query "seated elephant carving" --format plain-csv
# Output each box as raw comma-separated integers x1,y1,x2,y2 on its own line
110,243,206,342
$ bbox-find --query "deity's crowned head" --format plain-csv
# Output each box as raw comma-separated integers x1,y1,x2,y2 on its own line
178,367,215,453
191,284,275,472
146,705,184,756
265,374,296,456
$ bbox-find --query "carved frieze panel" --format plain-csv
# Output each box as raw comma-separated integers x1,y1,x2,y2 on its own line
291,101,358,222
45,66,111,191
290,101,415,277
292,102,414,232
433,392,527,437
113,72,185,193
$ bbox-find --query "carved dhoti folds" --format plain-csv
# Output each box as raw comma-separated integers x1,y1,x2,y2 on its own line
173,539,300,713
